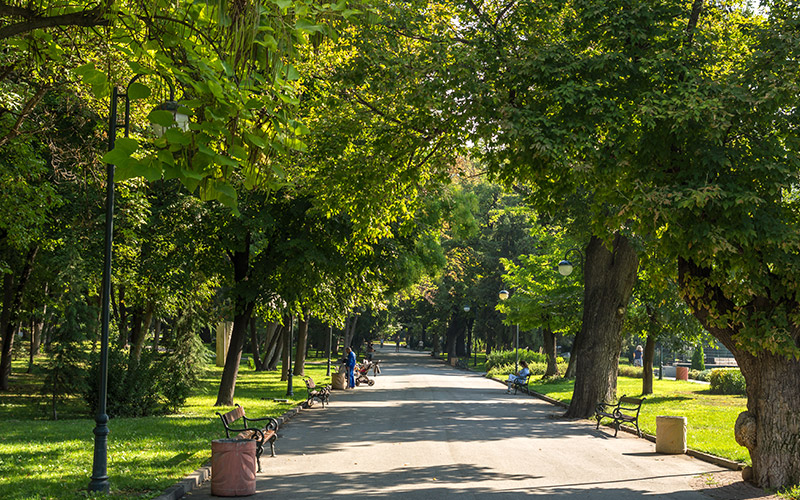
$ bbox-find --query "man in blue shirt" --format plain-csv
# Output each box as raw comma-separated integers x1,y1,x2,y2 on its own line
345,347,357,389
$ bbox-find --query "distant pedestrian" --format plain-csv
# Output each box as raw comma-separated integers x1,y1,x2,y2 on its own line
345,347,357,388
633,345,643,367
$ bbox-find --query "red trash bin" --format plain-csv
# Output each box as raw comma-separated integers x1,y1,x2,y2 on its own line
211,439,256,496
675,366,689,381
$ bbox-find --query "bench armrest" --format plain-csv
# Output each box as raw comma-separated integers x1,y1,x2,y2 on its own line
243,416,279,431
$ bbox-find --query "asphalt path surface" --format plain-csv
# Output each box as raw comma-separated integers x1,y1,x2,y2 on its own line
186,347,725,499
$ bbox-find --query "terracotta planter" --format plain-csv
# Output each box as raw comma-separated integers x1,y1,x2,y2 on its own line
211,439,256,496
675,366,689,381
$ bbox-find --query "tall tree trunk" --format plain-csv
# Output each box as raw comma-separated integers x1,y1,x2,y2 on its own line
642,334,656,395
129,301,154,365
343,313,359,350
249,316,261,370
679,257,800,489
281,316,291,381
116,285,128,347
260,321,280,370
215,235,254,407
152,320,161,352
293,312,309,376
0,245,38,390
266,325,284,371
542,325,560,378
564,234,638,418
27,295,46,373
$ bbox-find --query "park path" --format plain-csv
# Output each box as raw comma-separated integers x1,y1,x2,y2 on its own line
186,347,726,499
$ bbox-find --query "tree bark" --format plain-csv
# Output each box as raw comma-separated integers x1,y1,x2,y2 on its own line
542,325,560,378
281,316,291,381
260,321,281,370
249,316,261,370
215,235,254,407
679,257,800,489
116,285,128,347
292,312,309,376
642,334,655,395
564,234,639,418
0,245,38,391
129,301,154,365
266,325,284,371
27,295,46,373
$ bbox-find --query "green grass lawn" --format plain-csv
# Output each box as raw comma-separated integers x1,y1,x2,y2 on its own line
525,376,750,464
0,356,333,500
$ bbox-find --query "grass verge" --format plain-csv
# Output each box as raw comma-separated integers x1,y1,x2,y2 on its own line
0,357,332,500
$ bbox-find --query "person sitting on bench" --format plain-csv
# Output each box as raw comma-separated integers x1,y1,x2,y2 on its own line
505,360,530,393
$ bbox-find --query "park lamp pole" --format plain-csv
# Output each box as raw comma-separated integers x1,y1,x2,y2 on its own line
89,75,187,494
287,313,294,396
463,305,471,361
498,290,519,374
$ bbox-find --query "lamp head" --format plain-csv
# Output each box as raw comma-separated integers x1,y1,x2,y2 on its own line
498,289,509,300
152,100,190,137
558,260,574,276
463,305,470,313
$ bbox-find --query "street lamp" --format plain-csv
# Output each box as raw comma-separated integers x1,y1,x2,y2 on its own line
498,290,519,373
287,314,294,397
89,75,188,494
557,248,584,276
463,305,471,362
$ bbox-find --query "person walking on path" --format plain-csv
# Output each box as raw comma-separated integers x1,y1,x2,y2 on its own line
345,346,357,388
633,345,643,367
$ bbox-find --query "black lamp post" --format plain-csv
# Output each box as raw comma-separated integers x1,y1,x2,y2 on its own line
287,314,294,396
326,325,332,377
498,289,519,374
463,305,470,360
89,75,186,494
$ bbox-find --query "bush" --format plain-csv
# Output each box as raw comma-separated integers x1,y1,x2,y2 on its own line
487,360,568,379
618,365,644,378
485,350,548,371
709,369,746,395
689,369,712,381
691,347,706,371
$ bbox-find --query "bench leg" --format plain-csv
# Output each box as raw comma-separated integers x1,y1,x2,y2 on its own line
255,445,263,473
269,437,276,457
613,420,621,437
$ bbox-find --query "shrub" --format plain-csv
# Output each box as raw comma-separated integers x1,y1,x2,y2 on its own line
693,369,712,381
487,360,568,379
691,347,706,371
618,365,644,378
709,369,746,395
486,350,548,371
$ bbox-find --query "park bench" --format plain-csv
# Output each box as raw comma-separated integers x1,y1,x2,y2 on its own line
594,395,645,437
216,404,278,472
511,372,532,395
303,376,331,408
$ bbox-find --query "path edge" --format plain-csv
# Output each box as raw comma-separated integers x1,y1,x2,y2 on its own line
151,403,306,500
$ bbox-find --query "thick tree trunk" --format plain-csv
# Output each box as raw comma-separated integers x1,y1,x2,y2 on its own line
542,325,560,378
564,234,638,418
0,245,38,391
215,236,254,407
28,296,46,373
564,332,579,379
679,257,800,489
737,354,800,488
343,313,359,350
293,313,309,376
642,334,655,395
129,301,154,365
266,325,284,371
152,320,161,351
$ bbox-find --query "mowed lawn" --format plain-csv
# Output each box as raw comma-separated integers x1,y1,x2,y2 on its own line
0,357,334,500
526,375,750,464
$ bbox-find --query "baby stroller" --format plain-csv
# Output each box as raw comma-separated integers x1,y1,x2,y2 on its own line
355,360,376,386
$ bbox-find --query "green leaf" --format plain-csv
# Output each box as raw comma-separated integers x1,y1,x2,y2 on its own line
102,138,139,166
157,149,175,166
149,109,176,127
165,128,191,146
295,19,324,33
128,82,151,100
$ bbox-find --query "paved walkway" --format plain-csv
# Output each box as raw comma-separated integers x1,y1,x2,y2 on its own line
187,347,727,499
